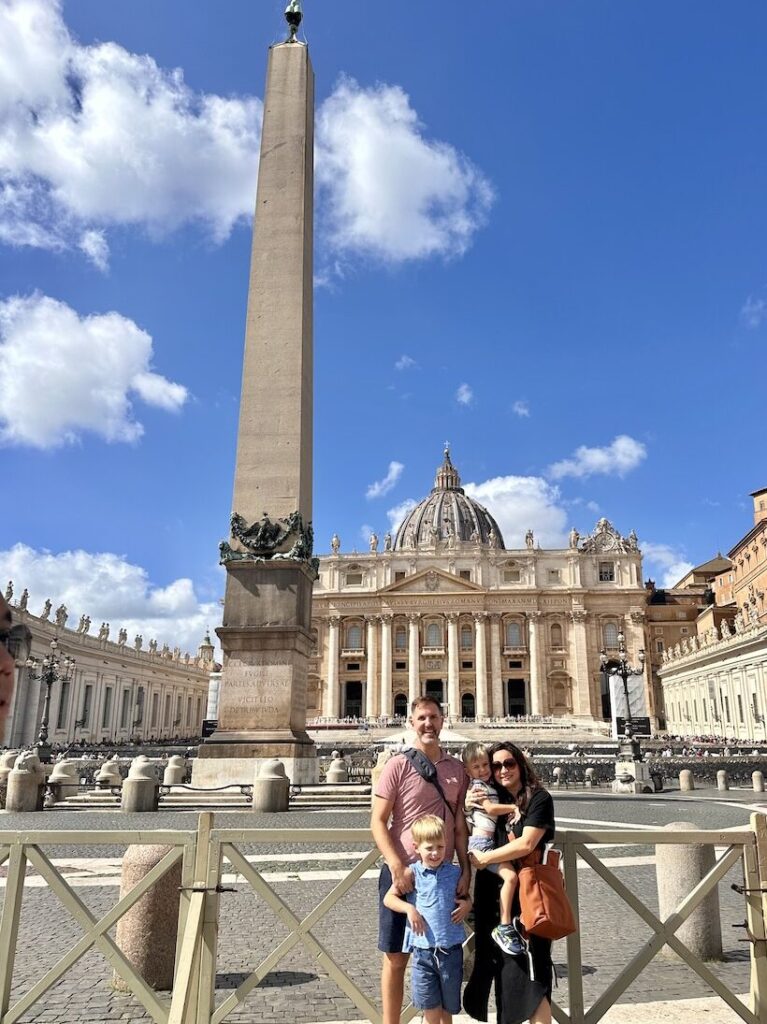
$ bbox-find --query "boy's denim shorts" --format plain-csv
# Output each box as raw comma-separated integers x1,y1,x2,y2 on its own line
411,944,463,1013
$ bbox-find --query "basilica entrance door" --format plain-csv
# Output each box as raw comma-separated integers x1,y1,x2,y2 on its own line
425,679,444,710
393,693,408,718
506,679,526,717
343,681,362,718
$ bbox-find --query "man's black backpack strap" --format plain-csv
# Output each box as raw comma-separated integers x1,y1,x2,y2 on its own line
402,747,456,818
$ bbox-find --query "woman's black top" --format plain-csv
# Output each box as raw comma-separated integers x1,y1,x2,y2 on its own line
463,786,556,1024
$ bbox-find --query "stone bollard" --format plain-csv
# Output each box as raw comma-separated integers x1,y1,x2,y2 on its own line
753,771,765,793
113,845,182,991
326,756,349,784
0,750,20,809
656,822,722,961
584,767,595,788
48,760,81,802
679,769,694,792
96,756,124,790
163,755,187,787
121,757,159,812
6,751,46,812
717,770,729,792
252,759,289,812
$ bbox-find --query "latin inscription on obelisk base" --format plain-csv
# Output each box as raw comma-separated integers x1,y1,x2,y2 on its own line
193,11,318,785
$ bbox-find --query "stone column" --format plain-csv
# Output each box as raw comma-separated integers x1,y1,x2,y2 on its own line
447,614,459,717
380,614,393,719
474,613,488,720
569,610,592,718
627,611,649,715
195,36,318,787
528,612,543,715
408,614,420,706
490,615,503,717
325,616,340,718
365,616,378,719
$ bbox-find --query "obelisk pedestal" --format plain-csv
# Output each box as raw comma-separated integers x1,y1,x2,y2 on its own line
193,23,319,786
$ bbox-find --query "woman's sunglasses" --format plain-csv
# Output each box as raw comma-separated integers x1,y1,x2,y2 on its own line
492,758,518,772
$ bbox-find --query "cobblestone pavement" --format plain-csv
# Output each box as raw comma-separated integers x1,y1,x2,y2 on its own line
0,793,763,1023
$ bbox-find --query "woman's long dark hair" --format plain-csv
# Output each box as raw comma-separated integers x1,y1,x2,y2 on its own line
487,741,541,816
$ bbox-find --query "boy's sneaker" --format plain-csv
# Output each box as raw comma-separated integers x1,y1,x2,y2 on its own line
491,923,525,956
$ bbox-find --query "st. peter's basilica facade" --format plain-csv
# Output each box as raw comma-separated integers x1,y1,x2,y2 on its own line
307,449,649,725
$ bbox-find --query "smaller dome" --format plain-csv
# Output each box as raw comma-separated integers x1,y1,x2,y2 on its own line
394,447,505,551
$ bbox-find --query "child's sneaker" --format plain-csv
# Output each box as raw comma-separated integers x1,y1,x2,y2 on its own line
491,923,525,956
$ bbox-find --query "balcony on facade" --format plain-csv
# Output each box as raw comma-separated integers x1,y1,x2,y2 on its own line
340,648,365,658
503,646,527,655
421,646,445,656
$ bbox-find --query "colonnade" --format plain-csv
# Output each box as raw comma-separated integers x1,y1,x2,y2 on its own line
319,611,561,720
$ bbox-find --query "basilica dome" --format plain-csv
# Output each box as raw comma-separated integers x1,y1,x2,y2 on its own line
393,448,505,551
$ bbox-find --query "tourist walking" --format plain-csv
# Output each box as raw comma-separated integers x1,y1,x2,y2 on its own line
371,697,470,1024
463,742,556,1024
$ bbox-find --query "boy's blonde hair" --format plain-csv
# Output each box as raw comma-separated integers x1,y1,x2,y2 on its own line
461,741,489,767
411,814,446,844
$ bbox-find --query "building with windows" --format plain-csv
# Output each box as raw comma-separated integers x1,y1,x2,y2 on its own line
3,595,216,747
308,448,649,726
658,488,767,738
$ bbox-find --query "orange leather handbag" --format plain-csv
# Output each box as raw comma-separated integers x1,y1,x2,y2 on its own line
517,845,577,941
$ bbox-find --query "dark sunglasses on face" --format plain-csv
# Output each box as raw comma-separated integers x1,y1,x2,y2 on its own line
493,758,517,771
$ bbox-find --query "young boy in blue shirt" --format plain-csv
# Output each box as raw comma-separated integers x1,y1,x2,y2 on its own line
384,815,472,1024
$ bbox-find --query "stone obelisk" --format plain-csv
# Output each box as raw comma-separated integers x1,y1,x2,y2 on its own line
194,4,318,785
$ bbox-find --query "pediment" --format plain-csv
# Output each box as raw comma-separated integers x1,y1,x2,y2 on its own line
381,568,484,595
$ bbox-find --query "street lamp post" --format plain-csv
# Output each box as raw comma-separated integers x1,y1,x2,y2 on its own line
600,629,646,756
26,639,76,763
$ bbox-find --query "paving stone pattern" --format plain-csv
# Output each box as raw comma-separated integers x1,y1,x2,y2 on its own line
0,798,761,1023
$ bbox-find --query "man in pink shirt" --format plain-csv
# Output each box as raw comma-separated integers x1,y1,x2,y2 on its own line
371,696,470,1024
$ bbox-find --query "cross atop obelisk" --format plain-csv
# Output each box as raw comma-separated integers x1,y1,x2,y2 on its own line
194,7,318,786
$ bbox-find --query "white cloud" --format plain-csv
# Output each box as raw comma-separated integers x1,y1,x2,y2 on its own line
0,292,187,448
512,399,530,418
316,77,493,263
360,523,375,546
456,383,474,407
641,542,694,589
0,3,493,269
78,229,110,271
464,476,569,548
0,0,262,255
0,542,219,654
741,295,767,329
387,498,418,534
366,460,404,500
548,435,647,481
395,354,416,371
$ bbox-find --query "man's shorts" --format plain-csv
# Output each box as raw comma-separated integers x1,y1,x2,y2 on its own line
378,864,409,953
411,945,463,1013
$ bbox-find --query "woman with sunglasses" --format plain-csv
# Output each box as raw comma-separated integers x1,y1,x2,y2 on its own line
463,741,555,1024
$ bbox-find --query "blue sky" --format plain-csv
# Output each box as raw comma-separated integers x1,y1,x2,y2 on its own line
1,0,765,650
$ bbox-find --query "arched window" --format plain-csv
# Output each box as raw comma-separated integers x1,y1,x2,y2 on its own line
426,622,442,648
394,627,407,651
393,693,408,717
603,622,619,648
461,693,476,718
346,623,363,649
460,625,473,650
551,623,563,648
505,621,522,647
